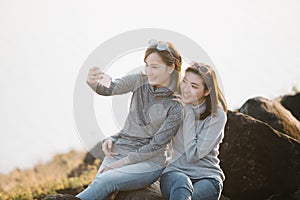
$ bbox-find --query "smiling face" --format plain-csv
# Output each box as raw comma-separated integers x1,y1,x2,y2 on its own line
180,71,210,105
145,52,174,88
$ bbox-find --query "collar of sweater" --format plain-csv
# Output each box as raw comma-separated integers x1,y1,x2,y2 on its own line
148,85,174,97
148,76,178,97
192,101,206,120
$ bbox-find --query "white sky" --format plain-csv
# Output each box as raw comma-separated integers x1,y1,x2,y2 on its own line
0,0,299,173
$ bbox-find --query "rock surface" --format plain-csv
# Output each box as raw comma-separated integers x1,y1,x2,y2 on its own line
220,111,300,200
281,93,300,121
239,96,300,141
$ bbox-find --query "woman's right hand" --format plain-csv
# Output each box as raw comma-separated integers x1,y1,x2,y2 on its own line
87,66,104,86
102,139,119,158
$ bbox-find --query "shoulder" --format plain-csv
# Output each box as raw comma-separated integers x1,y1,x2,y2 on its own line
209,106,227,125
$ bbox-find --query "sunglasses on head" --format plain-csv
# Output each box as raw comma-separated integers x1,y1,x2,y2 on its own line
148,39,176,60
190,61,210,74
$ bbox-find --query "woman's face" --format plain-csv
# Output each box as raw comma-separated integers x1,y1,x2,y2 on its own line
180,71,210,105
145,52,174,88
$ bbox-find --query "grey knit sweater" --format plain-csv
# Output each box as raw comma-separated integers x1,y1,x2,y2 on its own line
90,73,182,167
162,101,227,183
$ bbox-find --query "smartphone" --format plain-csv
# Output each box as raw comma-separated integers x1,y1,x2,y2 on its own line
98,73,112,88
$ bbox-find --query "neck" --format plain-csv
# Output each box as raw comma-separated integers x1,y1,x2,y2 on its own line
192,98,206,106
154,79,171,88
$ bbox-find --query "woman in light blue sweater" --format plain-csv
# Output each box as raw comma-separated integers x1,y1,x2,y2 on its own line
160,62,227,200
76,40,183,200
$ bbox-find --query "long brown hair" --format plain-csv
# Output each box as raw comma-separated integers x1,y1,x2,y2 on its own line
144,40,182,90
186,64,227,120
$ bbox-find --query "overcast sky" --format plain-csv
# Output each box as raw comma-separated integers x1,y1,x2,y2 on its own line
0,0,299,174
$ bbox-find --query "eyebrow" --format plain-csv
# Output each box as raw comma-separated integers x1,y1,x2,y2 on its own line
183,77,200,87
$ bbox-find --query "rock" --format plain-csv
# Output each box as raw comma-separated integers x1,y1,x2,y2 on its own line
220,111,300,200
83,141,104,165
281,93,300,121
42,194,80,200
239,96,300,141
115,180,163,200
67,142,103,178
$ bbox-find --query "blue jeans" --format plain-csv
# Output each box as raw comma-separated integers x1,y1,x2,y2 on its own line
76,155,163,200
160,171,222,200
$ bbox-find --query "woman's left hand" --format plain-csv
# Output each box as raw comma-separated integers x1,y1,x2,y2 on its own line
172,93,186,106
100,157,129,174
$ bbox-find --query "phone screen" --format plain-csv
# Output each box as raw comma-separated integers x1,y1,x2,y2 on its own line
98,74,111,88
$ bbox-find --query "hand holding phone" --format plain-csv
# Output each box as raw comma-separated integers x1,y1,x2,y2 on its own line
88,66,112,88
98,73,112,88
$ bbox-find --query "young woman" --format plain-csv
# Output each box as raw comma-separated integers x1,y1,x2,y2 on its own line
160,62,227,200
76,40,182,200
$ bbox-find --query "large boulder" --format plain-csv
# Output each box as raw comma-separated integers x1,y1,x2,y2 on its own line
220,111,300,200
239,96,300,141
281,93,300,121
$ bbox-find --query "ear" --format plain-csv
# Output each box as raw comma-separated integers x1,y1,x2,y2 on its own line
204,89,211,97
168,64,175,74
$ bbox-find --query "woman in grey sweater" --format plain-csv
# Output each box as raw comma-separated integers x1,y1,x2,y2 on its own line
160,62,227,200
76,40,183,200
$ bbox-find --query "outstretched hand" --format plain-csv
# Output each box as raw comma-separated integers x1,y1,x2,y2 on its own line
87,66,104,86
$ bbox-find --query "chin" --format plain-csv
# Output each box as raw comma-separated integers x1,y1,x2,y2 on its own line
181,98,192,104
149,80,159,86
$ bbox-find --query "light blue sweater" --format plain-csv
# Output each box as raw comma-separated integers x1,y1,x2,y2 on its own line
163,101,227,183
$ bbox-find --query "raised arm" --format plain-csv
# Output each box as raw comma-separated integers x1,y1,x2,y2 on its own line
87,66,142,96
182,106,227,163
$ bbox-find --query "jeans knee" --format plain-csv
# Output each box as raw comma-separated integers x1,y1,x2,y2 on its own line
92,175,116,194
172,177,193,193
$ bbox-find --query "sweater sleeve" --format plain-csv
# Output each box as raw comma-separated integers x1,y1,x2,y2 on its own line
89,73,142,143
127,103,183,164
182,106,227,163
87,73,142,96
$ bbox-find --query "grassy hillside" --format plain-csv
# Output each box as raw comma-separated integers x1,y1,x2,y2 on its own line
0,150,99,200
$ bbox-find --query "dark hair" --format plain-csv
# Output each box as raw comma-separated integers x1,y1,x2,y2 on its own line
144,41,182,90
186,65,227,120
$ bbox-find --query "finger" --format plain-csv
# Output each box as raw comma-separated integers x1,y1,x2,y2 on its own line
108,141,112,149
88,73,104,79
173,98,181,102
90,70,104,76
108,152,119,156
102,142,108,151
173,98,183,104
172,93,181,98
90,66,100,71
172,95,182,100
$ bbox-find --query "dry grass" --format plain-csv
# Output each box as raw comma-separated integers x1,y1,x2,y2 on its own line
0,150,100,200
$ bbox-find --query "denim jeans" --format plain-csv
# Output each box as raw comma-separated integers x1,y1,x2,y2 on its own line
76,155,163,200
160,171,222,200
